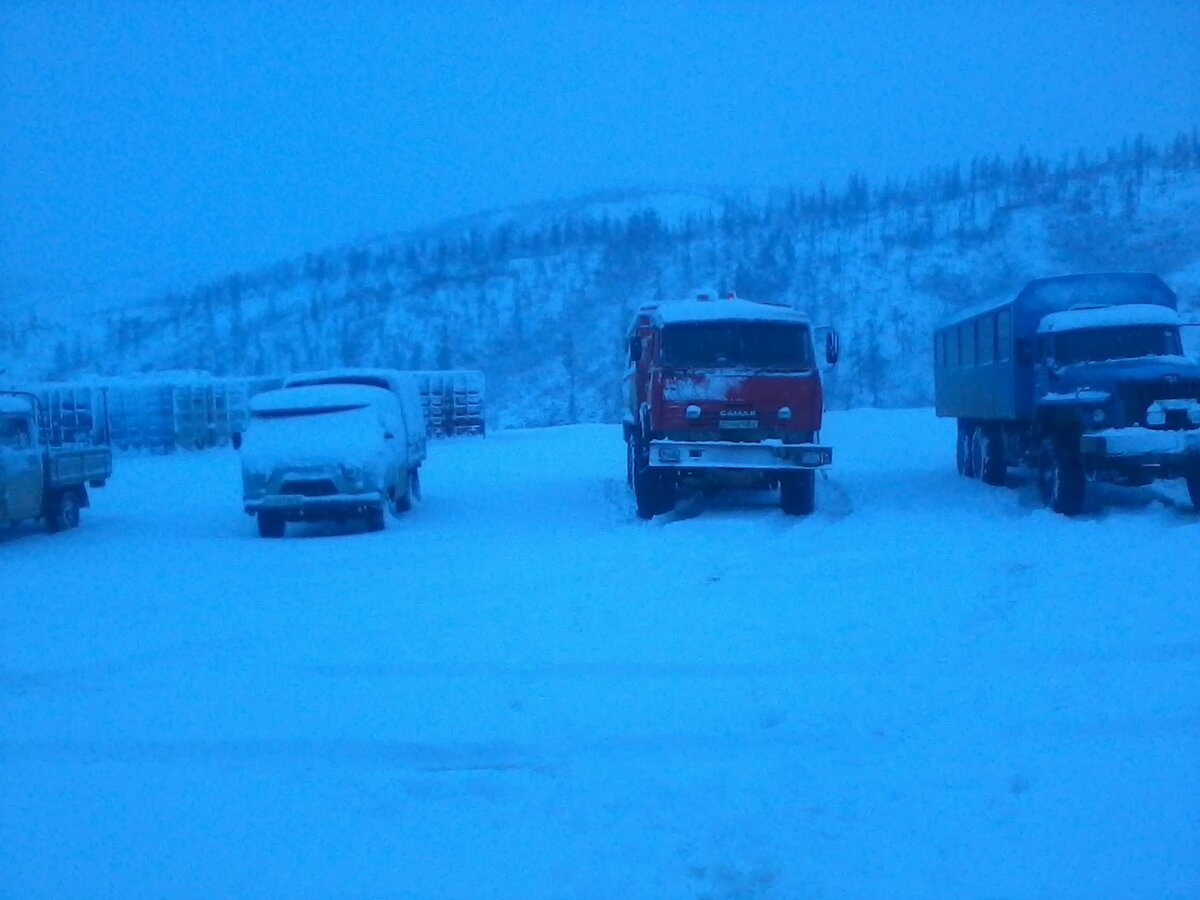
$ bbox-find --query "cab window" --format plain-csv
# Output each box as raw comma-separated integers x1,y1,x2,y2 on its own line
0,417,31,449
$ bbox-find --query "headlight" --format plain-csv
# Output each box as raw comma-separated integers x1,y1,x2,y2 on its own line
341,464,364,485
1091,408,1106,424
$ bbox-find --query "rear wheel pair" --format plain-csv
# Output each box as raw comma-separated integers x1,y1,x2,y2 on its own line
957,422,1006,486
780,470,815,516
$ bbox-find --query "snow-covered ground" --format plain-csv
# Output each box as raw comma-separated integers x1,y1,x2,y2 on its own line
2,409,1198,899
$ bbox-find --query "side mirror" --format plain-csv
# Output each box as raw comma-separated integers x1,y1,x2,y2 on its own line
825,330,840,366
231,432,243,450
628,336,642,363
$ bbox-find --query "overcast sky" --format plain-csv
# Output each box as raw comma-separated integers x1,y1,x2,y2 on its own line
2,0,1198,306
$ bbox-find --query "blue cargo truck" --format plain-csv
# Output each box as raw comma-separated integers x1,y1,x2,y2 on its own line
934,273,1200,514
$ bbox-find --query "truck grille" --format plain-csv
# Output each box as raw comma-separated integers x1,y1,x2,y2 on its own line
1119,379,1200,429
280,478,339,497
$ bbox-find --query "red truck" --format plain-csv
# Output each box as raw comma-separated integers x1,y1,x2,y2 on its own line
623,293,838,519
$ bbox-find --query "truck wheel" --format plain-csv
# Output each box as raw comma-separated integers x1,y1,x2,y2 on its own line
972,427,1007,487
45,490,81,533
1037,439,1085,515
632,436,676,518
956,424,976,478
393,470,414,514
780,470,816,516
633,462,662,519
632,433,655,518
257,512,286,538
1186,473,1200,511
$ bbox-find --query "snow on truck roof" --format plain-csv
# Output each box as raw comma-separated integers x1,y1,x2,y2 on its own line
283,367,414,389
941,273,1176,330
250,383,398,414
0,394,35,414
652,298,809,326
1038,303,1181,333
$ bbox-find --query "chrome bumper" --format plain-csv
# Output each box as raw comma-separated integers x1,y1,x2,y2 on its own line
243,491,386,519
648,439,832,470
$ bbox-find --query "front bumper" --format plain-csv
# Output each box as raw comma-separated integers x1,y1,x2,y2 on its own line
1080,428,1200,477
243,491,386,521
648,439,832,470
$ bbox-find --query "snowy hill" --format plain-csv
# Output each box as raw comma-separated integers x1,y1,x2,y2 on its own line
6,131,1199,426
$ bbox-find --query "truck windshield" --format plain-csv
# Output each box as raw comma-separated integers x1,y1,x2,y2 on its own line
0,416,30,449
660,322,813,369
251,403,367,420
1052,326,1183,365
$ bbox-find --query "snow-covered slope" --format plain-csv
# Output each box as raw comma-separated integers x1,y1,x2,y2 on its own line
4,134,1199,426
3,410,1197,897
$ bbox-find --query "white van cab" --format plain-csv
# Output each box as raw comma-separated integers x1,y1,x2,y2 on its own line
283,368,427,449
240,383,422,537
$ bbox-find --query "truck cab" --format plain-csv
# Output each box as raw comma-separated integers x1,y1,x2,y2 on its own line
1033,303,1200,497
0,399,43,523
0,391,113,532
623,293,838,519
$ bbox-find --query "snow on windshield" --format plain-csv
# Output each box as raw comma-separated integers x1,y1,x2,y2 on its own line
660,321,813,369
0,395,34,415
1038,303,1180,332
251,383,394,413
241,402,389,473
282,368,410,391
654,298,807,325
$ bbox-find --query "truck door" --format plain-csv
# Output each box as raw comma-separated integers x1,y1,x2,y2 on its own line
0,414,43,521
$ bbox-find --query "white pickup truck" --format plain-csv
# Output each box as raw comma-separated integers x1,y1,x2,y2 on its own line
0,392,113,532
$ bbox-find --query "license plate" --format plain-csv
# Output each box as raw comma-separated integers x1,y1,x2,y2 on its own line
719,419,758,430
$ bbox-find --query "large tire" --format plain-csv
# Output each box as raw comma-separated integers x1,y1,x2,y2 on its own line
45,490,81,533
393,470,414,515
632,434,674,519
780,470,816,516
956,423,976,478
257,511,286,538
972,426,1007,487
1037,438,1085,516
1186,472,1200,511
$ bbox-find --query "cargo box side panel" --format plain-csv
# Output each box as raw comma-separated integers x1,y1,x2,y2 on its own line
935,361,1024,421
46,448,113,488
